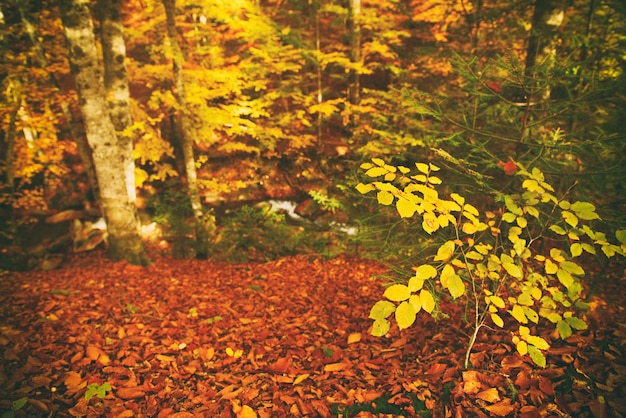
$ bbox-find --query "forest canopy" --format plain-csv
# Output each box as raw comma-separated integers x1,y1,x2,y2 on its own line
0,0,625,264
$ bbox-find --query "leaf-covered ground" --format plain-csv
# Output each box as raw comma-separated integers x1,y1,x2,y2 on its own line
1,252,624,417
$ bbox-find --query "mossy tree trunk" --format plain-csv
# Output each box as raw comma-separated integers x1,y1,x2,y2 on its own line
98,0,137,204
59,0,147,265
162,0,212,258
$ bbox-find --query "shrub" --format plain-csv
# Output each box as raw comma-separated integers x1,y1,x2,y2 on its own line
214,205,302,262
357,157,625,368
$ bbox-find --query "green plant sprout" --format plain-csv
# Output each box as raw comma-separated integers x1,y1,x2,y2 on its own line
206,315,223,324
1,397,28,418
85,382,111,401
357,158,625,368
308,190,344,213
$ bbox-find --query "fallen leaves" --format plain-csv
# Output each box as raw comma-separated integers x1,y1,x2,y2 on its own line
0,252,624,417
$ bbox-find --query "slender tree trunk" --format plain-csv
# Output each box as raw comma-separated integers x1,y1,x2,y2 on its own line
348,0,361,107
347,0,362,136
17,0,101,208
97,0,136,204
161,0,211,258
524,0,566,99
59,0,147,265
5,101,19,194
313,1,323,148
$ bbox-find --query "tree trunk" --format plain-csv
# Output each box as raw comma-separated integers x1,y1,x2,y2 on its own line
524,0,566,100
348,0,361,107
98,0,136,203
59,0,147,265
161,0,212,258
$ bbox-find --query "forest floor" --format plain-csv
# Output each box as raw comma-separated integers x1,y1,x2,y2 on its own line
0,250,625,418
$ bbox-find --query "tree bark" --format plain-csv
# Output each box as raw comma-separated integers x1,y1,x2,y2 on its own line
524,0,566,100
97,0,136,203
348,0,361,107
161,0,212,258
59,0,147,265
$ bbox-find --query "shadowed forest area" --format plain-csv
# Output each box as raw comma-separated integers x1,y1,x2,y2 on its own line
1,0,625,416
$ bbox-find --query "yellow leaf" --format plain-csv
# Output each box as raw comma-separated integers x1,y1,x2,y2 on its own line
414,264,438,280
293,374,310,385
490,296,506,309
420,289,436,313
422,212,439,234
503,262,523,279
409,294,422,313
462,222,477,234
530,287,542,300
383,284,411,301
518,325,530,336
440,264,455,288
491,313,504,328
396,198,418,218
510,305,528,323
408,276,425,292
415,162,429,174
434,240,455,261
236,405,257,418
371,319,390,336
347,333,361,344
516,340,528,356
395,301,417,330
447,274,465,299
377,190,394,205
450,193,465,205
525,335,550,350
545,259,558,274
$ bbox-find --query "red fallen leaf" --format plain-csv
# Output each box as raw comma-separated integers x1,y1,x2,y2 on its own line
484,398,516,416
268,356,292,374
426,363,447,375
486,81,502,94
157,408,176,418
116,387,146,400
514,369,533,389
519,405,541,418
538,376,555,395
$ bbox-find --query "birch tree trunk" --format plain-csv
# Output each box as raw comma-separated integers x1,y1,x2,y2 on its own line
162,0,211,258
97,0,136,203
59,0,147,265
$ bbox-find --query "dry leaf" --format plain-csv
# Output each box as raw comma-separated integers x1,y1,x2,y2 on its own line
236,405,257,418
484,398,516,417
116,387,146,400
324,362,350,372
64,371,83,389
476,387,501,403
347,332,361,344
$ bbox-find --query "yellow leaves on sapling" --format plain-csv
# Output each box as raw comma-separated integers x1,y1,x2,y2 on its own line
383,284,411,302
395,301,416,330
434,240,456,261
